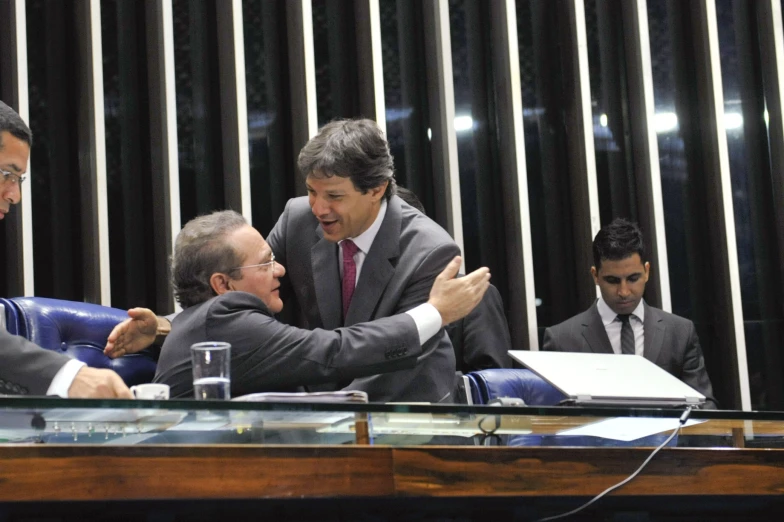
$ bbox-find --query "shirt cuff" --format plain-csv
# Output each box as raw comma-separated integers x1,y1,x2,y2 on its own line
404,303,442,345
46,359,87,398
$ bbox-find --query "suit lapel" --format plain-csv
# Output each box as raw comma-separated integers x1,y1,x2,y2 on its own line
581,302,614,354
643,302,665,365
344,198,401,325
311,225,342,330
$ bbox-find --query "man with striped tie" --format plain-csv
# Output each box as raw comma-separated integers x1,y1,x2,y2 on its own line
542,218,718,408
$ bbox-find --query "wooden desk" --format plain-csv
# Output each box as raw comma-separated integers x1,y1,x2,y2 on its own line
2,444,784,501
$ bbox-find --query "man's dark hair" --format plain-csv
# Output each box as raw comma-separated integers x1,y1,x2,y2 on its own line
297,118,397,199
396,186,425,213
592,218,646,269
0,100,33,148
172,210,248,309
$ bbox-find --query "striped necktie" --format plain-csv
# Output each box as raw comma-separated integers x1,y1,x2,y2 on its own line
618,314,635,355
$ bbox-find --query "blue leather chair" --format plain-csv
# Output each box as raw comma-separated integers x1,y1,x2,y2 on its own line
0,297,157,386
465,368,566,406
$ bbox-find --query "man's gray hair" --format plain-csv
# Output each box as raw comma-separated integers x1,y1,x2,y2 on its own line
172,210,248,309
297,118,397,199
0,100,33,148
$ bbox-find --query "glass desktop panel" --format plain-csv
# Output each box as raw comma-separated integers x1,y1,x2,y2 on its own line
0,398,778,449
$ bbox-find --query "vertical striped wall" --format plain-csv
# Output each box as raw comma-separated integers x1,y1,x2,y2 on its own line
3,0,784,411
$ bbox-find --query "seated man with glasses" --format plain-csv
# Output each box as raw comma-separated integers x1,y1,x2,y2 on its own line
150,210,490,399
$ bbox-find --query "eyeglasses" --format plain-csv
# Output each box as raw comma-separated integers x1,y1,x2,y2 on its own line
232,252,276,272
0,168,26,186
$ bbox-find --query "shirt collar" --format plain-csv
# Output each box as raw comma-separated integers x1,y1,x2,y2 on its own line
339,199,387,254
596,297,645,325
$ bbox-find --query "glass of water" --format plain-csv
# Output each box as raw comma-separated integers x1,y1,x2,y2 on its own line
190,342,231,400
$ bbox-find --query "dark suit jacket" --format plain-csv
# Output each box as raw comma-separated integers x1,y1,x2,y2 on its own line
542,302,718,409
153,292,423,398
267,195,459,403
445,283,512,373
0,328,71,395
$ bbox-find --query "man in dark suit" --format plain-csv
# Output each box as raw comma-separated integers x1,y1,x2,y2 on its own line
542,218,718,408
152,210,490,398
0,100,130,398
395,187,512,372
266,119,463,403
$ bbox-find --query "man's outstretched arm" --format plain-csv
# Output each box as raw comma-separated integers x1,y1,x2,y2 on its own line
105,256,492,359
104,308,171,358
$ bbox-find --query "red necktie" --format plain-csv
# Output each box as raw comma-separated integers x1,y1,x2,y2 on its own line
341,239,359,320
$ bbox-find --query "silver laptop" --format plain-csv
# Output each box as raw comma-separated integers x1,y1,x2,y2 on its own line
510,351,706,407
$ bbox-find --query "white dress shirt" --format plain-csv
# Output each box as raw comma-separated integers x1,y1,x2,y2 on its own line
337,199,441,345
596,297,645,356
46,359,86,397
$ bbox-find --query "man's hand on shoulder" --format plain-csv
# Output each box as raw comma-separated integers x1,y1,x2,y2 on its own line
428,256,491,326
68,367,133,399
104,308,169,358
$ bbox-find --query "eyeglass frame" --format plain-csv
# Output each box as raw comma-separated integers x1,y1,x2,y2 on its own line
0,168,26,186
230,252,276,273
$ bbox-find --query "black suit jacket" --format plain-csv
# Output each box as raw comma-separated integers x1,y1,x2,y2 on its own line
0,328,71,395
153,292,423,398
445,283,512,373
542,301,718,409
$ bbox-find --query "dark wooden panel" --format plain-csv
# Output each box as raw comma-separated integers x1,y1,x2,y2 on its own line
0,446,395,501
4,445,784,502
392,447,784,497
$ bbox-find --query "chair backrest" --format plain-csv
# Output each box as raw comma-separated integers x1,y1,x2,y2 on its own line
466,368,566,406
0,297,157,386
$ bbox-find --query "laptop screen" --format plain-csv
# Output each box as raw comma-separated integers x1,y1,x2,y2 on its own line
510,351,706,406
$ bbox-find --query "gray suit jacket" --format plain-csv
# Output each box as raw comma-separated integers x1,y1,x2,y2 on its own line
542,302,718,409
267,195,459,403
0,328,71,395
153,291,423,398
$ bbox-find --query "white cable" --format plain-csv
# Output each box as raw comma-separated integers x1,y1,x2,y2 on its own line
534,407,693,522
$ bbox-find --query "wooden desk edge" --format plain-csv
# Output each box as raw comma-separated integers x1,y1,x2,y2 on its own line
2,445,784,501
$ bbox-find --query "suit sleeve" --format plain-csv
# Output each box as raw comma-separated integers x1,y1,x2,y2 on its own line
681,323,719,409
456,284,512,371
208,293,423,391
0,329,71,395
391,241,461,314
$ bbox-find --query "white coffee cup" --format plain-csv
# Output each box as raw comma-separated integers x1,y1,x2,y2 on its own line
130,383,170,400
